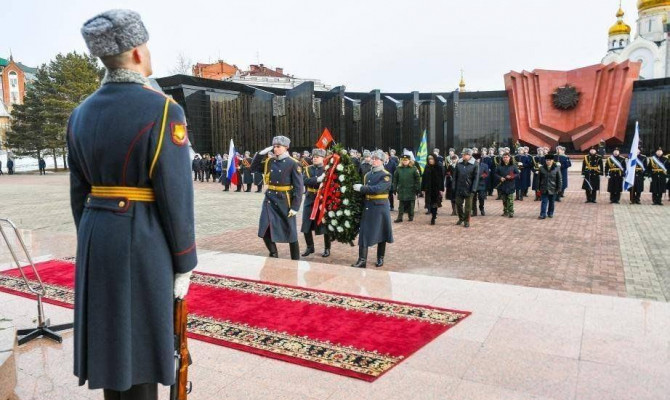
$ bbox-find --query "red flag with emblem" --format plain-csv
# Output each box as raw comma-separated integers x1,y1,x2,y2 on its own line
316,128,334,150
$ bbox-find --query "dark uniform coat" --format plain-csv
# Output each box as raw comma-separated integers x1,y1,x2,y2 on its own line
495,162,520,195
251,153,304,243
648,155,669,194
220,159,230,185
631,154,646,192
68,82,197,391
514,154,532,191
531,155,544,191
301,163,326,235
475,162,489,192
605,155,626,193
359,161,372,178
557,154,572,191
358,168,394,247
240,156,254,184
481,155,494,191
444,164,456,200
582,154,604,191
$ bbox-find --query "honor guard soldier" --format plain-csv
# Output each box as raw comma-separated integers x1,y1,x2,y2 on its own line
605,148,627,204
648,147,669,205
555,146,571,201
71,10,197,400
629,147,646,204
582,147,604,203
240,151,253,192
300,148,331,257
301,150,312,168
352,150,394,268
251,136,304,259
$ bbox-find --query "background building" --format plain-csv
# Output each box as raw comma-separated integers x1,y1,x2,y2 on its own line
0,54,36,149
603,1,670,79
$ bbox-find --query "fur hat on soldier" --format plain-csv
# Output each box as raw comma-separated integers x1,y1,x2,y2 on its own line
81,9,149,57
272,136,291,147
312,148,326,158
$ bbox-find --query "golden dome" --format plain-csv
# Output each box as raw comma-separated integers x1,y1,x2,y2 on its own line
638,0,670,12
609,7,631,36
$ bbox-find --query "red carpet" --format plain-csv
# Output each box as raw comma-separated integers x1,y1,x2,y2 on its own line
0,260,470,381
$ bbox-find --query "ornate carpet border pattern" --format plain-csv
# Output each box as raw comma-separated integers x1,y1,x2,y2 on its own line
0,275,74,305
191,273,466,325
188,314,402,377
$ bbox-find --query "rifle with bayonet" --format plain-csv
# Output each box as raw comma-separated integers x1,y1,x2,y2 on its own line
170,299,192,400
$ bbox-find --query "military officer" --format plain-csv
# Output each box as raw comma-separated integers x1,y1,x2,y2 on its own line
582,147,604,203
70,10,197,399
300,148,331,257
251,136,304,259
648,147,669,205
629,148,646,204
605,148,627,204
239,151,253,192
359,150,372,177
352,150,394,268
301,150,312,168
555,146,571,201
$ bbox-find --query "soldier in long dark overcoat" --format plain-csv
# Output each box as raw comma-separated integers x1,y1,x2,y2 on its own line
352,150,394,268
629,150,646,204
70,10,197,399
648,147,669,205
556,146,572,201
251,136,304,260
582,147,604,203
300,148,330,257
241,151,254,191
605,148,627,204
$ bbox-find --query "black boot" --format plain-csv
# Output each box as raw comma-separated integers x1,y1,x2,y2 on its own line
245,184,252,192
451,203,457,216
480,207,485,216
301,233,315,257
408,214,414,221
352,247,368,268
289,241,300,260
321,236,331,257
375,242,386,267
394,215,403,223
431,208,437,225
263,234,279,258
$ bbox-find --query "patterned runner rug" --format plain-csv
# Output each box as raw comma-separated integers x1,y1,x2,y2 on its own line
0,260,470,381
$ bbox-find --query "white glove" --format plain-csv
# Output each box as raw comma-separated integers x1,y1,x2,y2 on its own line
606,176,610,179
174,271,193,299
288,209,298,218
317,174,325,183
259,146,274,155
556,162,561,167
353,184,362,192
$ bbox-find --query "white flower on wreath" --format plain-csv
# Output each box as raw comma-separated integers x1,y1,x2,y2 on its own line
344,209,351,217
336,226,344,233
341,186,347,194
336,210,343,217
336,164,344,172
338,175,346,182
324,165,330,171
328,225,334,231
330,158,334,164
330,219,339,226
344,220,351,228
340,149,347,155
328,211,335,218
342,198,350,206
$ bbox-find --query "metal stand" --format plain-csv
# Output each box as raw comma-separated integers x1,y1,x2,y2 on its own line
0,218,73,345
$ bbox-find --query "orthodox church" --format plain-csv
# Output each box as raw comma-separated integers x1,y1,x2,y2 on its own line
602,0,670,79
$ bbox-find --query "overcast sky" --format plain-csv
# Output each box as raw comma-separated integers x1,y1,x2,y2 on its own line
5,0,639,92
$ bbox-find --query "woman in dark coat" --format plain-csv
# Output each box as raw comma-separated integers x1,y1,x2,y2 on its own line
422,154,445,225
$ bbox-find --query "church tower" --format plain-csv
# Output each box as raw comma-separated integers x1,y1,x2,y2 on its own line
607,4,631,54
602,0,670,79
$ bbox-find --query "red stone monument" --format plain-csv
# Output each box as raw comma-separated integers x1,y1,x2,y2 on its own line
504,61,640,151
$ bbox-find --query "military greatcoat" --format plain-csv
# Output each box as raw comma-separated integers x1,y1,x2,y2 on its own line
358,168,394,247
68,82,197,391
251,152,304,243
582,154,604,191
301,163,326,235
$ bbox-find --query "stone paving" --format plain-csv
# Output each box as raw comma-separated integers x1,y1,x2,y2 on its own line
0,170,668,300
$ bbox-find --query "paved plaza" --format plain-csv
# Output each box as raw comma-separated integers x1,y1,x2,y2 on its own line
0,170,669,399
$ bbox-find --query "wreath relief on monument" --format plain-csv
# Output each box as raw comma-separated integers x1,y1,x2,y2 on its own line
552,84,580,110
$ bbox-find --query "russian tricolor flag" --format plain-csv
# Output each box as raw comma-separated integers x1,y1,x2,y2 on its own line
226,139,239,186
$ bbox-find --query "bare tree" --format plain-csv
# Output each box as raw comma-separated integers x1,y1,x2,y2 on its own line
170,53,192,75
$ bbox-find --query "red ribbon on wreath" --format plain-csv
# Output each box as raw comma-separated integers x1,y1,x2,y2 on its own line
310,153,341,225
